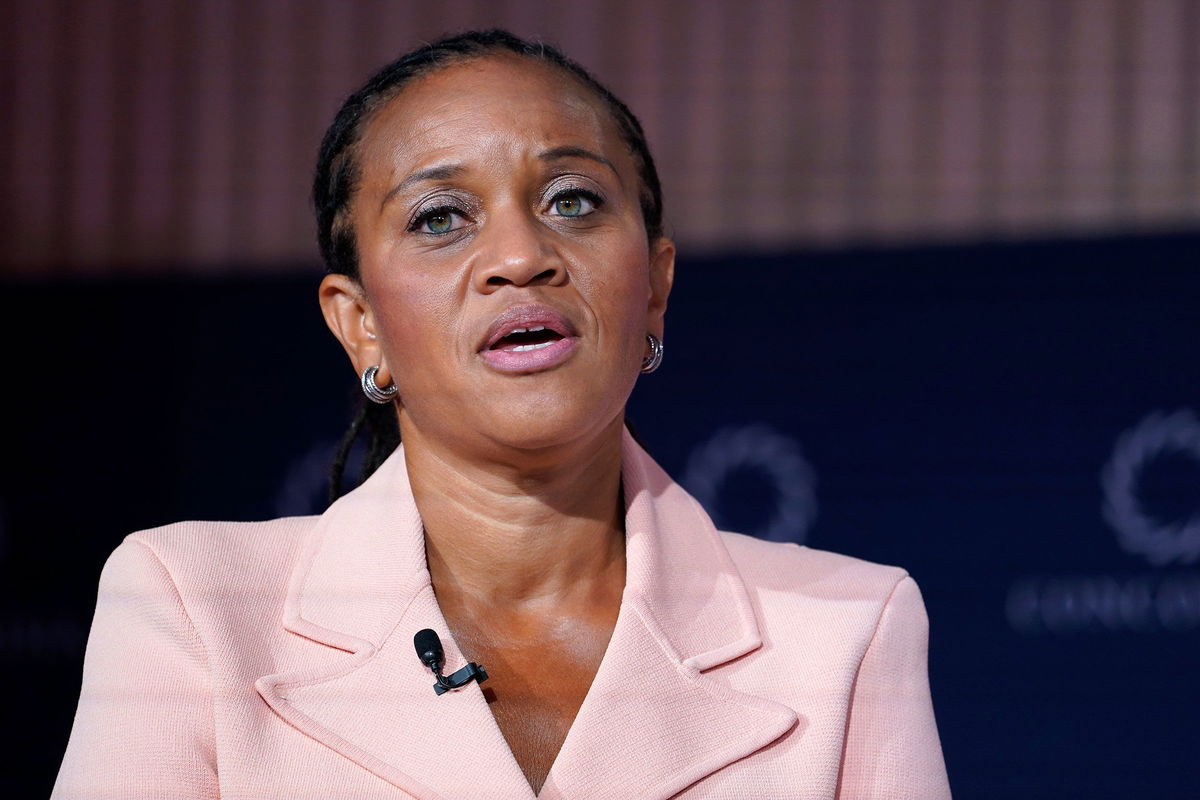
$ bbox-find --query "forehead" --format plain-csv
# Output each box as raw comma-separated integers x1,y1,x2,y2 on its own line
357,54,626,179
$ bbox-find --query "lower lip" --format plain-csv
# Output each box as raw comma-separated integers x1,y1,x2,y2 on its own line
479,336,577,373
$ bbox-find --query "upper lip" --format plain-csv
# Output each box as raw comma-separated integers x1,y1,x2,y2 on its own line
479,303,578,351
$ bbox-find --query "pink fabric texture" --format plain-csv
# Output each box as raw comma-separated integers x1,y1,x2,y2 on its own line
55,432,951,798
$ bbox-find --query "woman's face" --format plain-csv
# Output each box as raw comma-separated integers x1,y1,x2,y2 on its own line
324,54,673,457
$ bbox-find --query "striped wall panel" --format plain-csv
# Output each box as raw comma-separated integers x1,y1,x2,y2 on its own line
2,0,1198,275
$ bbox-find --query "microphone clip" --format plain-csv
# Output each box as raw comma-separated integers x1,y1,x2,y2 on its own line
414,628,489,696
433,661,489,695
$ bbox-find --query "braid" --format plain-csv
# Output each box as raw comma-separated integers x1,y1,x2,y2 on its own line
328,398,369,505
327,397,402,505
361,401,401,484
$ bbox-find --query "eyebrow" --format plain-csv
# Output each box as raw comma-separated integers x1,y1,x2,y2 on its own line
538,145,617,176
379,147,619,212
380,164,466,211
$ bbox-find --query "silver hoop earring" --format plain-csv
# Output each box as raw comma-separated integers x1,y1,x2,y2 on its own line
361,365,398,403
640,333,664,374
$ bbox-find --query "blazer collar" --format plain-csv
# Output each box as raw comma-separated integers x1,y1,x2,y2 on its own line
278,444,429,653
281,430,763,667
538,433,796,799
258,430,796,798
618,431,766,671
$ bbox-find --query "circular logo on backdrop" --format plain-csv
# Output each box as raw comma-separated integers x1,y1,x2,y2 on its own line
1101,409,1200,566
681,424,817,544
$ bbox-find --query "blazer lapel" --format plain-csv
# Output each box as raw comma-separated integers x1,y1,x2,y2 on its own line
537,434,799,800
257,432,797,799
256,448,534,799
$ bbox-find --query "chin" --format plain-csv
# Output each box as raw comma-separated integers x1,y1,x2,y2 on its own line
477,394,627,454
403,366,635,455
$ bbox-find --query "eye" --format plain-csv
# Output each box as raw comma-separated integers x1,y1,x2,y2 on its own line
548,189,601,218
409,205,468,235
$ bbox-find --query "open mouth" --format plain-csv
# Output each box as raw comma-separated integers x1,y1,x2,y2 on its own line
479,304,578,373
489,325,566,353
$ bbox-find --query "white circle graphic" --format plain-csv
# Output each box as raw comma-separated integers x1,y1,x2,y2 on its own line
1101,409,1200,566
682,424,817,544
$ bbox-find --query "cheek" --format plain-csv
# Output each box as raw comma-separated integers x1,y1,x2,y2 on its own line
365,273,461,372
588,244,653,334
355,213,458,351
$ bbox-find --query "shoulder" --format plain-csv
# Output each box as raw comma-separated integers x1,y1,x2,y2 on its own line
719,529,910,602
126,516,318,560
105,516,318,601
718,530,924,655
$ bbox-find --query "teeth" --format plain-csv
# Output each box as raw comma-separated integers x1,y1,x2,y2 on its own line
512,342,554,352
508,327,527,335
529,325,545,332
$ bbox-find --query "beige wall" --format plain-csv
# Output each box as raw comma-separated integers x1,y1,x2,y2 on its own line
3,0,1199,275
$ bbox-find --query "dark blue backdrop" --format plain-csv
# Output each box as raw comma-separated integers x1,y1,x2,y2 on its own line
5,233,1199,797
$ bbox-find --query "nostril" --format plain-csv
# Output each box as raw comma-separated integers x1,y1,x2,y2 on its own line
486,268,557,288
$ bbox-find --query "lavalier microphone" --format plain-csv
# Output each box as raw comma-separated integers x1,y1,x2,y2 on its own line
413,628,489,695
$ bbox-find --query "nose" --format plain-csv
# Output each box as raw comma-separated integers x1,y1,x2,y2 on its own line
472,206,566,292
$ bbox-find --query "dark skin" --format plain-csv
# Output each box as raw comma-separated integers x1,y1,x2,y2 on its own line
426,510,625,787
318,54,674,793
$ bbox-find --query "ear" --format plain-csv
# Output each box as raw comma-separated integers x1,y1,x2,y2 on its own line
646,236,675,339
318,273,392,386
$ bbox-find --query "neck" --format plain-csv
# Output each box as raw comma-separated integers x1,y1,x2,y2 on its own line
402,417,627,612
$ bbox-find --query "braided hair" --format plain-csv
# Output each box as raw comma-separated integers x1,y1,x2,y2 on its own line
315,29,665,502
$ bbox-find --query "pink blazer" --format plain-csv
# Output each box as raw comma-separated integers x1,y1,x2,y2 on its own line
54,433,951,799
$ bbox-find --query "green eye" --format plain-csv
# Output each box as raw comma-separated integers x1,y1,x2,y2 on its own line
555,196,583,217
425,212,454,234
550,190,600,218
410,206,465,235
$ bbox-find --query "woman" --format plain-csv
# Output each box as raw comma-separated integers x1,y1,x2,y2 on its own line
54,30,950,799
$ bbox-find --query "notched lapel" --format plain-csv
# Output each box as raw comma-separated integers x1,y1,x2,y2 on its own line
532,434,803,799
539,599,799,800
257,586,535,800
256,433,802,798
256,447,534,799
